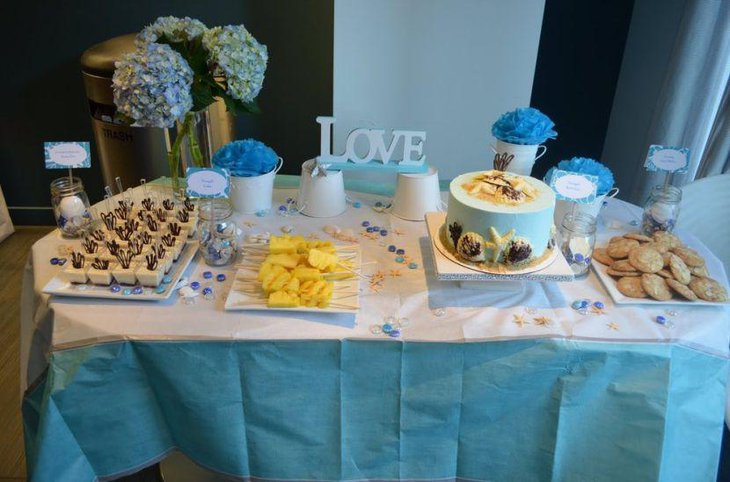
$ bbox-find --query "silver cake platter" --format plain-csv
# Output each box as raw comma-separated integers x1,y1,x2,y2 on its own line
425,212,574,284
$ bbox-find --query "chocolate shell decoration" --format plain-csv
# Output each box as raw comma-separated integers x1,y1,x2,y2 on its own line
176,209,190,223
505,238,533,264
118,199,134,212
162,199,175,211
71,252,85,269
113,207,129,221
161,233,175,248
145,253,158,271
115,249,135,269
138,231,153,245
137,210,148,222
141,197,154,211
106,239,120,256
114,225,134,241
493,152,515,171
128,238,144,256
90,229,106,242
146,215,159,232
125,219,140,232
448,222,463,248
152,244,166,260
155,207,167,222
456,232,486,262
101,212,116,231
91,258,110,270
183,197,195,212
168,222,182,236
81,237,99,254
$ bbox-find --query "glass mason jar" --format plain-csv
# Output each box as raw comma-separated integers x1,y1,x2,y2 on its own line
559,212,597,276
50,176,93,238
197,198,238,266
641,185,681,235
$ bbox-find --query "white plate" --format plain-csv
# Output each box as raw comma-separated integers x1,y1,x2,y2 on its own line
43,242,198,301
425,212,574,282
224,245,361,314
592,261,729,306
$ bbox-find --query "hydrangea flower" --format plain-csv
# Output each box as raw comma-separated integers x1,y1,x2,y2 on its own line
212,139,278,177
137,16,208,45
492,107,557,145
202,25,268,103
112,43,193,128
544,157,615,195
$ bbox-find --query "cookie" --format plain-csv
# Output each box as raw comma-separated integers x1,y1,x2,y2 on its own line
611,259,636,272
641,273,672,301
607,239,639,259
666,279,698,301
653,231,682,249
624,232,653,242
662,252,672,267
593,248,613,266
643,242,669,254
690,265,710,278
656,269,673,279
689,277,728,302
617,276,647,298
668,253,691,285
628,246,663,273
672,246,705,267
608,268,640,277
609,236,625,244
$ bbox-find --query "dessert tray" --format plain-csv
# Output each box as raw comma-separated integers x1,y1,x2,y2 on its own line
592,231,729,306
43,241,197,301
425,212,574,282
225,243,361,314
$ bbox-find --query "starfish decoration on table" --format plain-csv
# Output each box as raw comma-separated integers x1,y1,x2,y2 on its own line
242,221,256,228
607,322,619,331
486,227,516,262
389,269,402,278
591,305,606,315
513,314,529,328
533,316,552,327
393,229,405,236
360,231,380,240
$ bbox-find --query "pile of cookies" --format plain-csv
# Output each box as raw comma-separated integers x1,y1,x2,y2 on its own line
593,230,728,302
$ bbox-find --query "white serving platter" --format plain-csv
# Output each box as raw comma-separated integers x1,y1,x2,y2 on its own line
43,242,198,301
592,254,730,307
425,212,575,282
224,244,361,314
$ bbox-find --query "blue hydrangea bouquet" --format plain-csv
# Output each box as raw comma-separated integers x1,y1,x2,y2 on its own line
544,157,615,195
492,107,557,146
112,16,269,194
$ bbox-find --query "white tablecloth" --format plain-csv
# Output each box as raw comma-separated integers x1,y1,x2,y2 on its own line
20,186,730,390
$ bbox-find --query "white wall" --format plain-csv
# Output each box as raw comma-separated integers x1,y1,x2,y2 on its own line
332,0,546,180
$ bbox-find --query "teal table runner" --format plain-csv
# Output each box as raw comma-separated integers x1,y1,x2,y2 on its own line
24,338,728,481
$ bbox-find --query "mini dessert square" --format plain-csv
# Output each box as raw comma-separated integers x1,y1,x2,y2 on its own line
114,224,135,242
152,244,173,274
81,236,102,256
160,233,183,261
136,253,164,287
167,222,188,244
100,212,117,231
112,249,138,284
63,252,88,283
175,209,196,237
87,258,114,285
88,229,107,243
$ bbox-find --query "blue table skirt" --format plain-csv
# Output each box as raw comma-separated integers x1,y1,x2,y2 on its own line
23,338,728,482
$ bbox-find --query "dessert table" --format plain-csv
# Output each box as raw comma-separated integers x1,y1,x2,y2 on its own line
20,179,730,482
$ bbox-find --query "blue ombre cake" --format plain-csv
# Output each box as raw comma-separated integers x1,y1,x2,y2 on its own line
444,170,556,269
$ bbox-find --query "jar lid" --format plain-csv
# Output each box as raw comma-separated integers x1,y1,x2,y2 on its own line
50,176,85,196
198,198,233,221
561,212,597,235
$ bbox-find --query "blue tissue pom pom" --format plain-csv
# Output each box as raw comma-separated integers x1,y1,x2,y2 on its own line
544,157,615,196
212,139,279,177
492,107,557,145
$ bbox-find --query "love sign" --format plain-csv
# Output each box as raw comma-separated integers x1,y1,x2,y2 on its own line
316,116,428,173
644,145,689,173
44,142,91,169
186,168,230,198
549,169,598,204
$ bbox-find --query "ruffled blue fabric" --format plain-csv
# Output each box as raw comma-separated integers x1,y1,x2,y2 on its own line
491,107,557,145
212,139,278,177
544,157,615,195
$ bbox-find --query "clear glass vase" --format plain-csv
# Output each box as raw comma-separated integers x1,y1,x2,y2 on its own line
166,110,213,198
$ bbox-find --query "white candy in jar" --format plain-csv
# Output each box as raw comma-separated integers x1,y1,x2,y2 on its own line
59,195,87,219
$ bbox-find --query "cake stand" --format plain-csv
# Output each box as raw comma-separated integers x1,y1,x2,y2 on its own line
425,212,574,289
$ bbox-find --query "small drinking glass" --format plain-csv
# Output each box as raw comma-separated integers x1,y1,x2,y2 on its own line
559,212,597,277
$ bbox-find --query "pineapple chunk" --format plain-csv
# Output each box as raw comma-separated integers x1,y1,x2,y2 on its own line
267,290,300,308
265,253,301,269
262,269,291,294
307,249,339,272
269,235,298,254
284,277,300,294
292,266,322,282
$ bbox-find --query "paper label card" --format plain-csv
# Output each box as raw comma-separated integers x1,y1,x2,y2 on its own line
186,168,230,198
549,169,598,204
44,142,91,169
644,145,689,173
